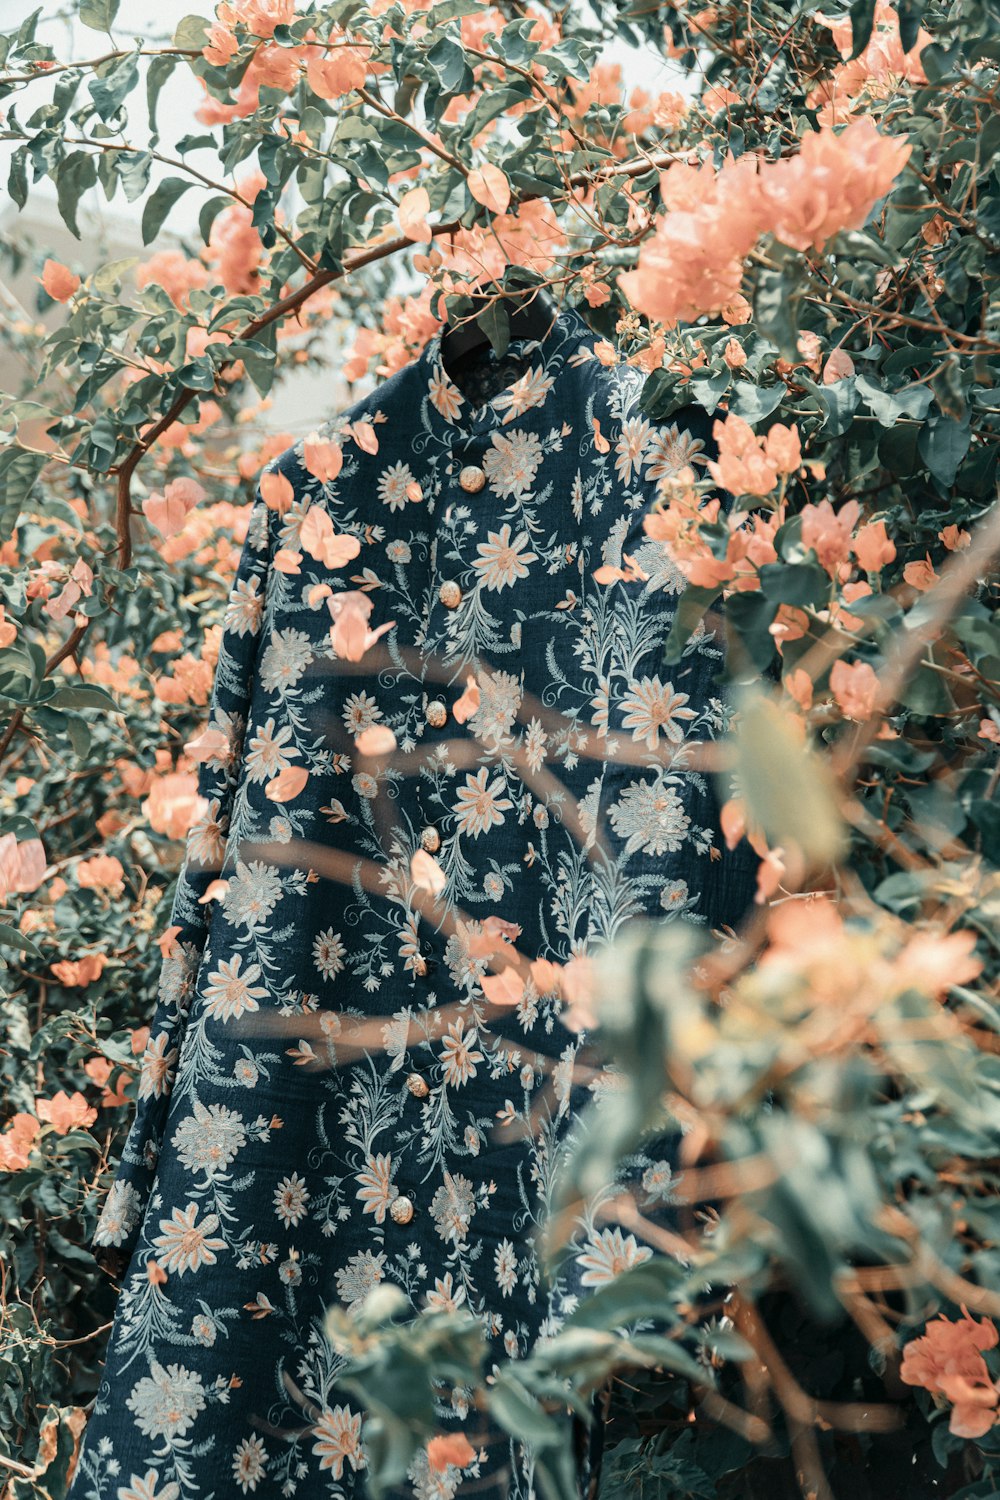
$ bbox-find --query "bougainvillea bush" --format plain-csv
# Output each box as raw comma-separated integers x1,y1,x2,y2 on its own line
1,0,998,1495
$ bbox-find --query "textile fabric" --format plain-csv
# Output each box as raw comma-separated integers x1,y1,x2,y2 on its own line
68,307,759,1500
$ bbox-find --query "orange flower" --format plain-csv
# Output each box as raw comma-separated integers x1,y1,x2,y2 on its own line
265,765,309,802
0,833,48,898
427,1432,476,1473
143,771,204,839
302,433,344,483
755,117,911,253
40,259,81,301
0,1113,41,1171
355,725,397,756
36,1089,98,1135
853,519,896,572
903,555,939,591
707,414,801,499
51,952,108,987
900,1310,1000,1440
300,506,361,569
328,591,396,662
800,498,861,573
305,44,370,99
76,854,125,892
830,659,879,722
143,477,206,538
452,674,481,724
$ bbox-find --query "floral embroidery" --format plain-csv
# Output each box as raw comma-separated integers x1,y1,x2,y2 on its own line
71,307,759,1500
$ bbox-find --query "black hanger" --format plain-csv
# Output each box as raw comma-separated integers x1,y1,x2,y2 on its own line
439,282,558,376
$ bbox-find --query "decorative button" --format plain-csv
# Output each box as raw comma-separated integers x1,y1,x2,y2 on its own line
425,699,447,728
420,825,441,853
406,1072,430,1099
438,580,462,609
459,464,486,494
390,1194,414,1224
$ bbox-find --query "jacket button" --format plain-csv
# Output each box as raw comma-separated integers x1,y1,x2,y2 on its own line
425,699,447,728
459,464,486,494
420,825,441,853
406,1072,430,1098
391,1194,415,1224
438,581,462,609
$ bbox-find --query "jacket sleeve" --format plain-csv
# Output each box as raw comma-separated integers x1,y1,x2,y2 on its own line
91,488,275,1278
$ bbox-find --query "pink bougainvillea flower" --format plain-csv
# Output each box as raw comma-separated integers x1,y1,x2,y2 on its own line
830,659,880,722
40,259,81,301
0,1113,41,1171
302,433,344,483
823,347,856,383
265,765,309,802
756,116,911,252
893,929,983,998
0,833,48,898
260,469,295,515
327,591,395,661
452,673,481,724
427,1433,477,1473
299,506,362,569
184,726,232,766
76,854,125,892
36,1089,98,1134
143,771,205,839
800,497,861,573
143,476,206,538
707,414,802,499
305,45,370,99
51,952,108,988
45,557,95,622
482,967,525,1007
939,524,972,551
853,519,896,572
900,1310,1000,1439
903,555,939,591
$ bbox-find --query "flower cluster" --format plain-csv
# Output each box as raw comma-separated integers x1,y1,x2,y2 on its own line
620,117,911,326
901,1310,1000,1439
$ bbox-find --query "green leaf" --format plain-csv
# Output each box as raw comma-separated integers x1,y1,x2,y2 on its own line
855,373,934,426
88,48,139,122
476,299,509,357
721,590,779,673
55,150,98,238
47,685,119,711
732,687,847,867
661,585,723,665
173,12,210,49
918,417,971,486
141,176,192,244
799,373,860,437
488,1373,561,1448
0,446,46,529
79,0,120,29
756,561,831,608
897,0,925,52
146,53,177,135
728,383,786,424
0,922,42,957
848,0,877,58
8,148,28,211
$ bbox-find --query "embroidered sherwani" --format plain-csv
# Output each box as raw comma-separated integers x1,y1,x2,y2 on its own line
69,307,758,1500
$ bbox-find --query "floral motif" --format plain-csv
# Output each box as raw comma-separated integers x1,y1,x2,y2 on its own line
70,308,759,1500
